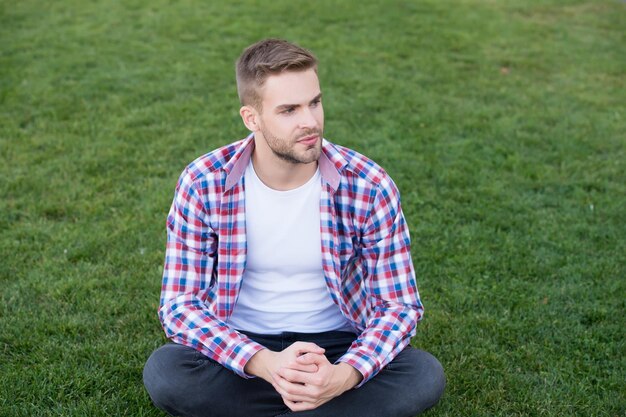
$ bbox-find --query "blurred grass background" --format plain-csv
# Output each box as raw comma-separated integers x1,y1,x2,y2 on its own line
1,0,624,416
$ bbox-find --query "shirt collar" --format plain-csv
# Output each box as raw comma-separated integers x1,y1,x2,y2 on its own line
224,134,345,192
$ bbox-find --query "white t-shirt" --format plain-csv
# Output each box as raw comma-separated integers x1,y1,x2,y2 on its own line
228,161,351,334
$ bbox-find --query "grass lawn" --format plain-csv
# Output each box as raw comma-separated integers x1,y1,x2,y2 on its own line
1,0,624,416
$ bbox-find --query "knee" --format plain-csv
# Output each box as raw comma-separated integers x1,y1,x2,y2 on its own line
143,345,176,411
394,348,445,414
143,344,201,414
413,349,446,411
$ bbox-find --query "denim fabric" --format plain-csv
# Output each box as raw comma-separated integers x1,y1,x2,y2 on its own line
143,331,444,417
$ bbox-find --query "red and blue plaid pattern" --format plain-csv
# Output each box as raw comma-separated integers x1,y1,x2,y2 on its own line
159,135,423,386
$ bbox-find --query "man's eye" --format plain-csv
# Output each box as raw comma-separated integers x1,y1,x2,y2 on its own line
311,99,321,107
282,107,295,114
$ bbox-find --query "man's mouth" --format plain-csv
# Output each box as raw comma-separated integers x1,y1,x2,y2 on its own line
297,134,319,146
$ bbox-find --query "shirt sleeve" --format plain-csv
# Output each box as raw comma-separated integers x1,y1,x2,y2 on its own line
337,175,423,387
158,169,265,378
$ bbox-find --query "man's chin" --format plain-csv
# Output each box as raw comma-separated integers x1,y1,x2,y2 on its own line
302,146,322,163
273,150,319,165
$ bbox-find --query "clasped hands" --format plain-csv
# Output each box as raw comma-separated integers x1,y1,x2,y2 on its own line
244,342,362,412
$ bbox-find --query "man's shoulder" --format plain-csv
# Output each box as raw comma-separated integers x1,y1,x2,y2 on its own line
184,138,246,182
325,141,392,188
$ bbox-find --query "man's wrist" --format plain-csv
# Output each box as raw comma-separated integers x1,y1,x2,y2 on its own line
244,348,272,380
336,362,363,392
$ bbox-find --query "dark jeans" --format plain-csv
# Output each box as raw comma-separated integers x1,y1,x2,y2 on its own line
143,331,445,417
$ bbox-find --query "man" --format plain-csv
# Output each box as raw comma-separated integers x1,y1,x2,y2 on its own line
143,39,445,417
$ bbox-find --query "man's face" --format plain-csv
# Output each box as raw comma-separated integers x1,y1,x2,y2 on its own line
255,68,324,164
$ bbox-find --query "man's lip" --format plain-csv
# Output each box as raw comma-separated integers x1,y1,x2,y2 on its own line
298,134,319,143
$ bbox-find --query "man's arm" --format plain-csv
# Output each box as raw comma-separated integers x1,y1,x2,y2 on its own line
264,174,420,411
337,174,423,386
158,169,264,377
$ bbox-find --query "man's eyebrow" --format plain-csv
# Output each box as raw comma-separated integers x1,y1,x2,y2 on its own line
275,93,323,111
310,92,322,103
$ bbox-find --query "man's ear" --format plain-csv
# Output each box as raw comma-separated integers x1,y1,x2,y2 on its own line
240,105,260,132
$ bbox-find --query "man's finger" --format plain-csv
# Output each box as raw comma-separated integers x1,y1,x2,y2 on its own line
291,342,325,356
278,367,325,388
295,352,328,366
284,399,317,412
273,372,316,402
284,361,319,373
277,368,311,386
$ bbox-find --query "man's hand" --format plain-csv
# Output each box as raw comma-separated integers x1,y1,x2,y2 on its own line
272,352,363,412
244,342,325,385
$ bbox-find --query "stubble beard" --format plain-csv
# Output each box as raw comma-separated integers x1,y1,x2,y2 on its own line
261,126,323,165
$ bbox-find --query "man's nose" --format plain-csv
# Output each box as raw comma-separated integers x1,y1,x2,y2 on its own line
298,107,319,130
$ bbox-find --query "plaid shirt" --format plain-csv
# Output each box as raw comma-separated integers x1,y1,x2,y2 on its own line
159,135,423,386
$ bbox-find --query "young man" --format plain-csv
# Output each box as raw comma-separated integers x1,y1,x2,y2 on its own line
143,39,445,417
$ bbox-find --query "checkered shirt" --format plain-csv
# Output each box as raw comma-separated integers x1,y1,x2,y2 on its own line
159,135,423,387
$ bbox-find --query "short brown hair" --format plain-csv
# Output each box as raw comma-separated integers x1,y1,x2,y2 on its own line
236,39,318,110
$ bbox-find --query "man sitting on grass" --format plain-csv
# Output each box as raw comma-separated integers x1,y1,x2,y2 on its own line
143,38,445,417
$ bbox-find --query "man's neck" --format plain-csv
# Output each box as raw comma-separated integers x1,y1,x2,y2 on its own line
251,150,318,191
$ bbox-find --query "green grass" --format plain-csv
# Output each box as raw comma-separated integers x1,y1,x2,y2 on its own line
1,0,624,416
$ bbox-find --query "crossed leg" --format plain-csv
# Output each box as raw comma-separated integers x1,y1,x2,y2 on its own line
143,337,445,417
